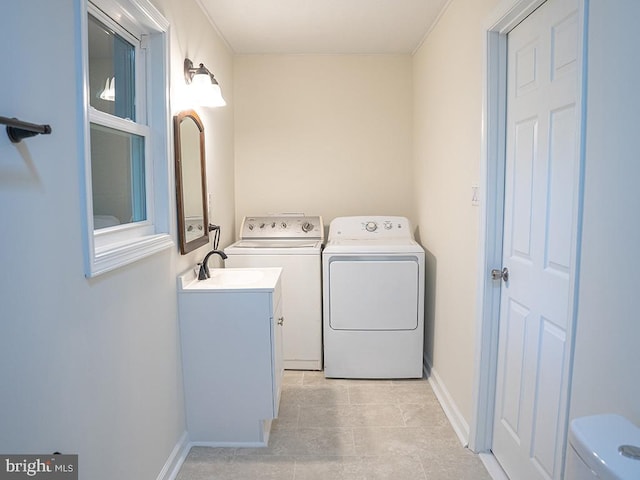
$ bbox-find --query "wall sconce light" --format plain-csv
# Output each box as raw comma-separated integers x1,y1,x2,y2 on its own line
99,77,115,102
184,58,226,108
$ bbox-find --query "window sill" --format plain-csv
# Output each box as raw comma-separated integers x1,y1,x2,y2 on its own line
88,233,174,277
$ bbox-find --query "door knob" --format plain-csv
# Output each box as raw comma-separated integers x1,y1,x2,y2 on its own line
491,267,509,282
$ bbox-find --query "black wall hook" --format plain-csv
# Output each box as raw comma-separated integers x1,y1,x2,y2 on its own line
0,115,52,143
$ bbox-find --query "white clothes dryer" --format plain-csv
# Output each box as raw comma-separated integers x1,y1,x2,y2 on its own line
322,216,425,379
224,215,324,370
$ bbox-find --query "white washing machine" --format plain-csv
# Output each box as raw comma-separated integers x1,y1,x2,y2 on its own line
322,216,425,379
224,215,324,370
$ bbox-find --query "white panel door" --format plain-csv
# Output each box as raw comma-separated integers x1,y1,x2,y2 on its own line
492,0,581,479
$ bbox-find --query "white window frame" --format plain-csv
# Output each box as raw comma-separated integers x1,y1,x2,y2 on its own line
79,0,173,277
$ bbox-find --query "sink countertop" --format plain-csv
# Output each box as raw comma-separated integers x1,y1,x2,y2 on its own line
178,267,282,293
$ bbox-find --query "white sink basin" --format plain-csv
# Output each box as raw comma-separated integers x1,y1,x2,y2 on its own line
178,267,282,292
206,268,265,286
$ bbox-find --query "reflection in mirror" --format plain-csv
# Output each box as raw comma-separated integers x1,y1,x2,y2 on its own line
174,110,209,254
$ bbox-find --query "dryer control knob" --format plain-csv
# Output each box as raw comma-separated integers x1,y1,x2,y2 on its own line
302,222,314,233
365,221,378,232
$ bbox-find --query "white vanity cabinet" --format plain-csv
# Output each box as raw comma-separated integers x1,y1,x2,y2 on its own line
177,267,284,445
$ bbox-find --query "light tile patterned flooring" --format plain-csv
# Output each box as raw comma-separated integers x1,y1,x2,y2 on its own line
176,371,492,480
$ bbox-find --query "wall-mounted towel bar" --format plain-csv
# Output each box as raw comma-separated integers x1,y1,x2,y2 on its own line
0,116,52,143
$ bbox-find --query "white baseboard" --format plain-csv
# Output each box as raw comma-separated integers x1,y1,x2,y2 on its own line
479,452,510,480
158,431,273,480
157,431,190,480
188,440,267,448
426,364,471,446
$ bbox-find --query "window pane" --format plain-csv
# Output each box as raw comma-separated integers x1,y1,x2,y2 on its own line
88,14,136,120
90,123,146,229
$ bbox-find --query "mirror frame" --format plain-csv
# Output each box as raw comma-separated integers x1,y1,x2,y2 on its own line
173,110,209,254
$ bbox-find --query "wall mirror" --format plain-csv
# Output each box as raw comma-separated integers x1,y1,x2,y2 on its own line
174,110,209,254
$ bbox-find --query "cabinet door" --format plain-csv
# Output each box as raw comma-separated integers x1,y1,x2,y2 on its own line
272,295,284,416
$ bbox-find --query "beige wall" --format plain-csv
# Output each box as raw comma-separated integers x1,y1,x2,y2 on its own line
233,1,500,438
161,0,237,254
413,0,501,434
233,54,414,230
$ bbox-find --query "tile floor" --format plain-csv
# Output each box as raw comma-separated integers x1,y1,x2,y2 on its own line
176,371,493,480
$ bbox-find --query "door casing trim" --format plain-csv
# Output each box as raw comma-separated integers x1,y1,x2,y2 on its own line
469,1,588,467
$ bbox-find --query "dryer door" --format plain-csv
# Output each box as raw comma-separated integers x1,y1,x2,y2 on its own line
328,257,419,331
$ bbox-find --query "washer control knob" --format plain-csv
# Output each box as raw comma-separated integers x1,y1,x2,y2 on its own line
301,222,314,233
365,221,378,232
259,223,266,229
281,222,288,229
247,223,254,231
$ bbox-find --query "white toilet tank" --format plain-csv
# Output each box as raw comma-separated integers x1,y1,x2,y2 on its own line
566,414,640,480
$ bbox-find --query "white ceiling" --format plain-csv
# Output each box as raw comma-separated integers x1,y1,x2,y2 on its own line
196,0,450,54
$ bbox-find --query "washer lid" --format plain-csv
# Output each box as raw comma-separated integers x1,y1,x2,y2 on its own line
569,414,640,479
225,238,323,254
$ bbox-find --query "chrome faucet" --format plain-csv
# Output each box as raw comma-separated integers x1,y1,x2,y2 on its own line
197,250,228,280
